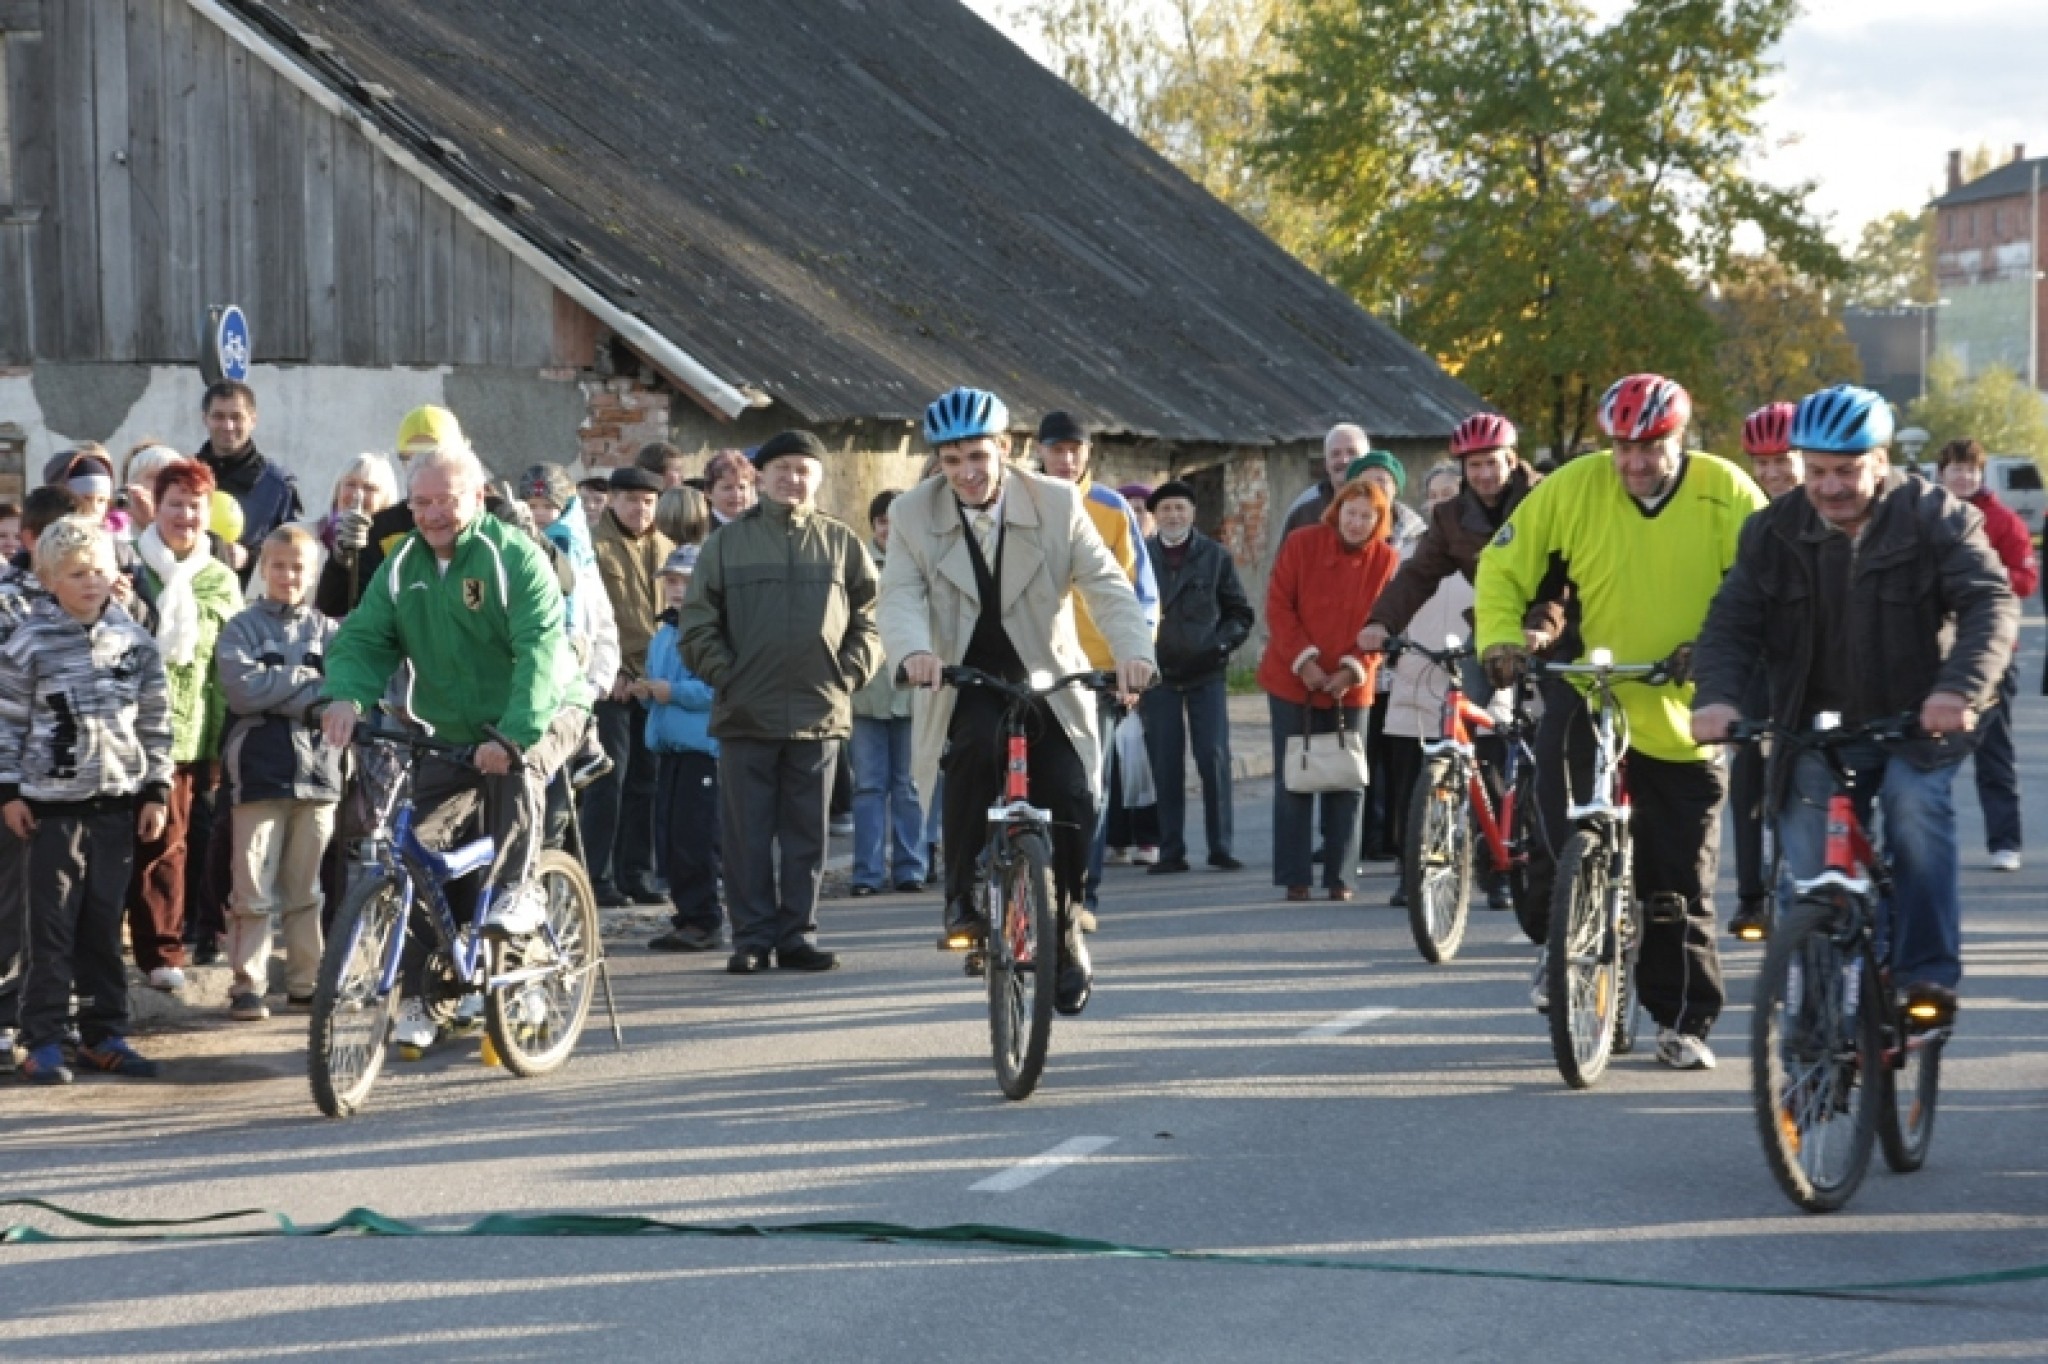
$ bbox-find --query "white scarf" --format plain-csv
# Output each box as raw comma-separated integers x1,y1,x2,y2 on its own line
137,524,208,667
1159,524,1193,547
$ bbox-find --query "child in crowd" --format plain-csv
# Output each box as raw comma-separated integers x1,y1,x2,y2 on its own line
0,517,173,1084
0,487,84,1070
635,545,723,953
577,472,611,525
213,525,343,1022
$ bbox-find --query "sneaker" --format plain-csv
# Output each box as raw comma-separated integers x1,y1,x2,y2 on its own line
392,998,438,1053
449,992,486,1036
1530,949,1550,1014
828,815,855,837
727,949,772,974
20,1042,72,1085
77,1037,160,1078
484,883,546,937
228,991,270,1022
849,884,880,898
1076,906,1098,934
147,966,186,992
1130,846,1159,866
1990,849,2022,873
1486,881,1514,912
1054,936,1093,1016
1104,846,1131,866
1656,1028,1717,1071
190,937,223,967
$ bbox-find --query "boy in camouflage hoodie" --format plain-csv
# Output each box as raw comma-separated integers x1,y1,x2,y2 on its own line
0,518,173,1084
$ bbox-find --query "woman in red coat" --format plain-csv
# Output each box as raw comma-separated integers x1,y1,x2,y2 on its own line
1258,477,1399,901
1937,438,2038,869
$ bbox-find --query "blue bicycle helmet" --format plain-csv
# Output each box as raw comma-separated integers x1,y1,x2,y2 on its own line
922,387,1010,447
1790,384,1894,454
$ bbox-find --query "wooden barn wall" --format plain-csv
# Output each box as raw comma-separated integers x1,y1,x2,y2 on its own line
0,0,556,368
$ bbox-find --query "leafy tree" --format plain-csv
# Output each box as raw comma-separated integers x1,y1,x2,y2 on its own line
1844,210,1936,308
1004,0,1323,249
1707,254,1861,445
1907,354,2048,460
1258,0,1845,460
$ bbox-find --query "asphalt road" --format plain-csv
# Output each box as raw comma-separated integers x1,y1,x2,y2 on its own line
5,628,2048,1361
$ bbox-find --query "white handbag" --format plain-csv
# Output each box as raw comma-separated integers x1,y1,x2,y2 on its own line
1283,705,1369,794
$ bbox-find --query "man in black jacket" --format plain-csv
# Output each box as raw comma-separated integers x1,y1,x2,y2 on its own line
1691,385,2016,1025
195,381,303,581
1139,482,1254,874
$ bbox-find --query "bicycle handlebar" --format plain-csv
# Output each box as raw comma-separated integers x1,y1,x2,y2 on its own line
1720,712,1921,749
306,701,474,757
1380,635,1472,669
938,666,1119,702
1531,657,1673,685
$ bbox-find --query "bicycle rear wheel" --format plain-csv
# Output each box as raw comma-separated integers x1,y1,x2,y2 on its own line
308,873,407,1119
1751,897,1882,1212
1878,1017,1943,1173
486,851,601,1078
1547,831,1621,1089
987,829,1057,1101
1403,759,1472,963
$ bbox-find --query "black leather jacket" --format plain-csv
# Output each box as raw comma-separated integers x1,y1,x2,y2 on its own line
1145,530,1254,688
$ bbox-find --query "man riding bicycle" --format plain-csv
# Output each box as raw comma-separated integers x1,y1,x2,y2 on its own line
322,440,589,1050
1690,384,2016,1029
1475,374,1766,1070
877,388,1155,1015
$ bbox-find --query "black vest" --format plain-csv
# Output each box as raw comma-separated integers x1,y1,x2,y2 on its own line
958,501,1026,682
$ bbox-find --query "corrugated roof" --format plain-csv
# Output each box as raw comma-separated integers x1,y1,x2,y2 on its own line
225,0,1480,444
1930,157,2048,210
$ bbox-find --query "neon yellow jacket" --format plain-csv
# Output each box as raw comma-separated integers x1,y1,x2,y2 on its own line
1475,451,1766,762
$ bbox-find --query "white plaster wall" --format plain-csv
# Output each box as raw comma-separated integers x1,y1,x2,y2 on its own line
1,364,453,512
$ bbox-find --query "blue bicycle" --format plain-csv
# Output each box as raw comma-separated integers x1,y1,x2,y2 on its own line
307,715,616,1118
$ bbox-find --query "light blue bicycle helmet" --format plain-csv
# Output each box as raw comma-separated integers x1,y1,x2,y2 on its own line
1790,384,1894,454
923,387,1010,447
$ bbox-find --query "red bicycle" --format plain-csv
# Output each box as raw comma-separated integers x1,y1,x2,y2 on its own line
1388,636,1541,963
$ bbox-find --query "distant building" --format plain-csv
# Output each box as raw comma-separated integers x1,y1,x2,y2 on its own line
1930,146,2047,391
1841,307,1929,408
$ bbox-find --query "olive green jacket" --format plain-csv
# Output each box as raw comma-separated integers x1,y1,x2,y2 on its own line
679,498,882,742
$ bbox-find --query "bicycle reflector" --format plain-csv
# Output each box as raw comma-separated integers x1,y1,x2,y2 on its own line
1907,999,1943,1022
1589,648,1614,668
1735,921,1767,943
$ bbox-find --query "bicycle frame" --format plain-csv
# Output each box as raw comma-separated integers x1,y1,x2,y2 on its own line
366,804,499,999
1417,659,1529,876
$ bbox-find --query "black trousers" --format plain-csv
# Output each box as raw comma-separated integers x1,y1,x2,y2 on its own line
1381,734,1423,862
0,822,23,1025
944,689,1093,914
1359,690,1395,856
20,805,136,1051
1527,685,1728,1036
580,698,660,894
718,737,835,954
657,749,724,934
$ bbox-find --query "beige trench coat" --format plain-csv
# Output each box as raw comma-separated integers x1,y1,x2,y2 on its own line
877,468,1157,805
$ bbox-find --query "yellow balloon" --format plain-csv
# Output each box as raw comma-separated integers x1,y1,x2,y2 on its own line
208,490,245,543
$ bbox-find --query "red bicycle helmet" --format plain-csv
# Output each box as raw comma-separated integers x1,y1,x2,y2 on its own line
1741,402,1797,458
1598,374,1691,441
1449,412,1517,458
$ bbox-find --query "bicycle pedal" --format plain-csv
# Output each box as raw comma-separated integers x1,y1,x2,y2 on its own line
397,1044,427,1063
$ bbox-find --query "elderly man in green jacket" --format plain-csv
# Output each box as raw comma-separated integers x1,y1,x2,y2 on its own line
321,441,588,1046
680,430,882,976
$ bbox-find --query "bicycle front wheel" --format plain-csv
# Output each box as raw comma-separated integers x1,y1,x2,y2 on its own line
1403,759,1472,963
1547,831,1621,1089
987,829,1057,1101
308,872,408,1119
1751,897,1882,1212
486,850,602,1078
1878,1016,1943,1174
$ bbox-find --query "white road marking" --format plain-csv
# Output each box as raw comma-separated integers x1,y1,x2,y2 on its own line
971,1136,1118,1192
1298,1006,1397,1039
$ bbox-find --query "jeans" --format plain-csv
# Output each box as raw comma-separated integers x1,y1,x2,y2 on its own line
1141,679,1232,862
851,716,926,889
1777,746,1962,990
1970,663,2021,854
1268,695,1367,891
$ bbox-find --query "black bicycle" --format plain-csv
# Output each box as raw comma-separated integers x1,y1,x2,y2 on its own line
1725,713,1949,1213
939,666,1119,1101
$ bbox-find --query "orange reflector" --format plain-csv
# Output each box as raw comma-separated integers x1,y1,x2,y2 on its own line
1907,1002,1941,1020
1736,925,1765,942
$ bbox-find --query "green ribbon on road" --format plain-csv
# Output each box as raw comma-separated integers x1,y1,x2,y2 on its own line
4,1198,2042,1300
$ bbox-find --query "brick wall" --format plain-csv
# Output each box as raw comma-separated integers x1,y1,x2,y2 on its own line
577,373,673,469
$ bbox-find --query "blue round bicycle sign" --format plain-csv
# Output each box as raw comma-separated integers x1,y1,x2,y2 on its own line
214,306,251,382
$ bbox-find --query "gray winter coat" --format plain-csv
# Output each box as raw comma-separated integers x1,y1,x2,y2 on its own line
0,597,172,807
216,597,344,805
